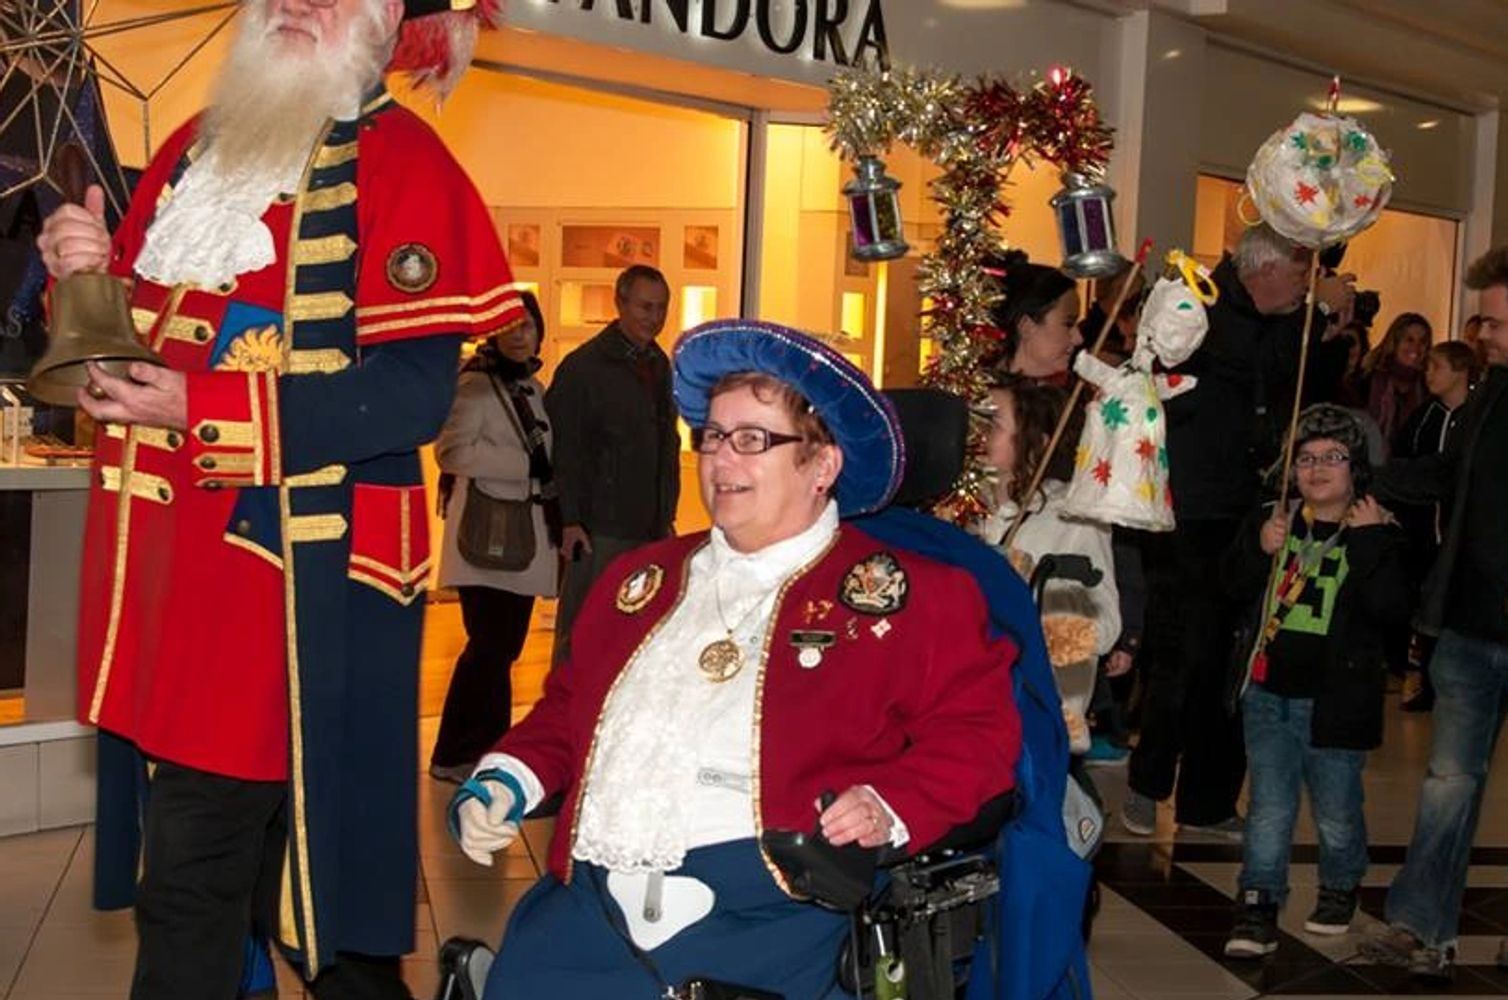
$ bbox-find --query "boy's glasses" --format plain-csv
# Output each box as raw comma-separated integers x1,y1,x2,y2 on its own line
692,425,806,455
1294,450,1350,469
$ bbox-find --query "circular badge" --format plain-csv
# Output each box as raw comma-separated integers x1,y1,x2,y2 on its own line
386,243,438,294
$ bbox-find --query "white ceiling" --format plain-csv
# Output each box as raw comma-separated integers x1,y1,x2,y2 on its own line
1135,0,1508,112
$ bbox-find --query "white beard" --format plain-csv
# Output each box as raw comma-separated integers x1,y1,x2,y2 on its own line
200,1,390,180
134,1,392,288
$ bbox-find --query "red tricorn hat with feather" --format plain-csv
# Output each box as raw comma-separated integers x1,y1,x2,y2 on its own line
390,0,503,97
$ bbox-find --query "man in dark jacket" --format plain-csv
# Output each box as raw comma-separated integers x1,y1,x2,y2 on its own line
1122,223,1353,838
1363,247,1508,980
546,265,680,662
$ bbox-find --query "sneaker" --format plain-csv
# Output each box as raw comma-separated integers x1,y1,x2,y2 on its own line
1084,735,1130,766
429,762,476,785
1121,789,1156,836
1303,886,1358,935
1361,922,1422,967
1409,944,1455,981
1224,889,1279,958
1361,923,1454,980
1180,815,1245,842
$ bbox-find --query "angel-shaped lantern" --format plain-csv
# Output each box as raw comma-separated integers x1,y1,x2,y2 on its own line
1062,252,1216,532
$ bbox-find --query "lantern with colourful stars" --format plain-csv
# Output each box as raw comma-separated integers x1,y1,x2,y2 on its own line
1245,108,1393,248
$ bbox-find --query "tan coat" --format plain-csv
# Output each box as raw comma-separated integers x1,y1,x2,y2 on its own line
435,369,558,596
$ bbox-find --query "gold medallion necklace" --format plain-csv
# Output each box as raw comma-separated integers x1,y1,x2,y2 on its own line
698,576,763,683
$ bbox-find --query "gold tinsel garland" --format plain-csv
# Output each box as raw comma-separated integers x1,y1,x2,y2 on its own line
827,66,1114,523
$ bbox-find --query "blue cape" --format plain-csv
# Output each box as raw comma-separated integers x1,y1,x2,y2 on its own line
856,508,1093,1000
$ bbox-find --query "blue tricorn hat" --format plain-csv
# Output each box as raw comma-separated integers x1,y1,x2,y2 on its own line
673,320,905,517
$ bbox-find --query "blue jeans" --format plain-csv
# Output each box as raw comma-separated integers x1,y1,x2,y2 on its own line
1386,629,1508,947
1239,686,1368,903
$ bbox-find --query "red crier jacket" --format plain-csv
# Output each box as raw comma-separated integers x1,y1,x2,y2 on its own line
496,524,1022,891
75,94,522,783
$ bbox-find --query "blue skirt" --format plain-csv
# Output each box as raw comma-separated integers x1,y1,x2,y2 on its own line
486,839,852,999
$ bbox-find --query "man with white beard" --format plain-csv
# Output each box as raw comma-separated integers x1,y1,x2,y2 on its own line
36,1,516,997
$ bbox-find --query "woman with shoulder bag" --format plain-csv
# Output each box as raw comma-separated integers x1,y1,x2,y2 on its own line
431,291,561,783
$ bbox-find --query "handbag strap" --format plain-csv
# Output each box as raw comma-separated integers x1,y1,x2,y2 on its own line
483,372,541,499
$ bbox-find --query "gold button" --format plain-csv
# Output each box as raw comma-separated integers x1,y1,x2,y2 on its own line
235,519,252,536
166,432,181,449
157,486,171,502
193,325,210,343
199,456,217,470
204,480,222,491
401,583,416,598
199,425,219,444
217,283,233,294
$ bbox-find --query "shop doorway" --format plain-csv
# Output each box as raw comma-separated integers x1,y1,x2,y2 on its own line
416,66,752,382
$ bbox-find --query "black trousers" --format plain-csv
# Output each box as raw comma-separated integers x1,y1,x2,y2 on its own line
430,585,536,768
132,761,413,1000
1127,517,1248,826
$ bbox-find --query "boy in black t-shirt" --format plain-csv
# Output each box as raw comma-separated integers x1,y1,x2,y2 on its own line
1222,406,1410,958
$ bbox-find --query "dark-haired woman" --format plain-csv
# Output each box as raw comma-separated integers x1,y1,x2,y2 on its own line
431,291,561,782
1358,312,1431,450
986,250,1082,385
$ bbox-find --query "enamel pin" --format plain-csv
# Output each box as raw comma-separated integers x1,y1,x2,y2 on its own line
840,552,908,616
615,564,664,614
790,629,837,669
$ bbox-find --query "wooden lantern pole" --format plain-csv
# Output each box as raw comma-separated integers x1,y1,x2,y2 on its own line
1002,238,1153,551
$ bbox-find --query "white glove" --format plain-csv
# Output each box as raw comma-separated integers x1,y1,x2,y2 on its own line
456,780,519,866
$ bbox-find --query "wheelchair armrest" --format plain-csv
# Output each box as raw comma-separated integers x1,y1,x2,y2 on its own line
882,790,1021,865
761,828,878,912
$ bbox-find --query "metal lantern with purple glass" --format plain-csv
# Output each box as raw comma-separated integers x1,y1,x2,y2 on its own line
844,155,910,262
1051,171,1124,279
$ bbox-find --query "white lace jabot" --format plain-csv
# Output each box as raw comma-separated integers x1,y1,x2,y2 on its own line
135,99,361,289
134,150,304,290
571,502,839,874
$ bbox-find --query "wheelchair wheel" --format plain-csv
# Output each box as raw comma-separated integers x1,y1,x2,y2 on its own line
1081,877,1101,943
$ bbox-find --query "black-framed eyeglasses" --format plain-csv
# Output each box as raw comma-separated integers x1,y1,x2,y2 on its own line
691,425,806,455
1294,450,1350,469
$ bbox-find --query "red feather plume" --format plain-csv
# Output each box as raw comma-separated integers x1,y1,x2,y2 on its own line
388,0,504,97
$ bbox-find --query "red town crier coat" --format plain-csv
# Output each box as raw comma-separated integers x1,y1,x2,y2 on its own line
496,525,1023,889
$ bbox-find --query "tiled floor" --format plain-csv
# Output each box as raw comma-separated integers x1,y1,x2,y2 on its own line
1,601,1506,998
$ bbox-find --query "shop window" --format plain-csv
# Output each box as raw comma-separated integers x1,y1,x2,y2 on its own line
681,285,718,329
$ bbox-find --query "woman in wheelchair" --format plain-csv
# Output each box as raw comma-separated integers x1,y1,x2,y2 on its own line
448,320,1022,999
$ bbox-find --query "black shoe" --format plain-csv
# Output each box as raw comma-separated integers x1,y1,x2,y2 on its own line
436,938,494,1000
1224,889,1279,958
1304,886,1358,935
1409,943,1455,982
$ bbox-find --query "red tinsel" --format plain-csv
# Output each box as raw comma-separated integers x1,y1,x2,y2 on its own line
1027,66,1114,176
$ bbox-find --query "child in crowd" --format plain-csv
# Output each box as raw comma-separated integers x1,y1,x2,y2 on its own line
1393,341,1481,711
976,374,1121,754
1223,405,1409,958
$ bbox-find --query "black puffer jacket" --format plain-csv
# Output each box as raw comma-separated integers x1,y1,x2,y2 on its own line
1165,257,1349,520
1222,504,1410,750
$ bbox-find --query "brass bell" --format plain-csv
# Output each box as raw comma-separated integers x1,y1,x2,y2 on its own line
26,271,165,407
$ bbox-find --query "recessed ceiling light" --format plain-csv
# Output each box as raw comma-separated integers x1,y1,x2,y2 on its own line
1307,96,1384,114
1162,48,1182,60
1417,119,1440,130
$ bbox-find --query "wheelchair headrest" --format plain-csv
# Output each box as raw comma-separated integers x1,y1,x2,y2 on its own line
881,388,969,509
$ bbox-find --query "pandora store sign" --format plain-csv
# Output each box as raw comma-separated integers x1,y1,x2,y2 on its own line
529,0,890,76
